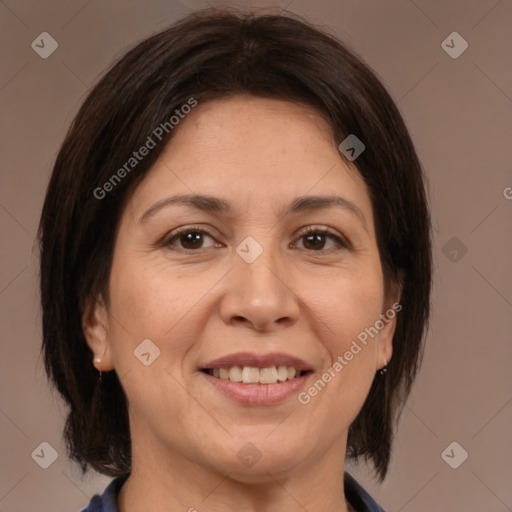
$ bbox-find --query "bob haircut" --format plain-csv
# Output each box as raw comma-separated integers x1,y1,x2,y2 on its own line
38,7,432,482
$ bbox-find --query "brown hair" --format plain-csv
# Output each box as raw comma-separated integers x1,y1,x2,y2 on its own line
38,7,432,481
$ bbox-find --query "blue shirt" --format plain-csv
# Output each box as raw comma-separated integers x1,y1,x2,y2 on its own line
80,472,385,511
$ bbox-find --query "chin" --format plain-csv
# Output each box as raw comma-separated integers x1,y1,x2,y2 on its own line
206,436,308,482
226,456,305,485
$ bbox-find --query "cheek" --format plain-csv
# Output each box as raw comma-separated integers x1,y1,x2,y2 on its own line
105,260,204,420
300,261,384,406
106,254,220,369
306,264,384,354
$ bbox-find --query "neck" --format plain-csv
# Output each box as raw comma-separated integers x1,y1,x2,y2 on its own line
117,438,352,512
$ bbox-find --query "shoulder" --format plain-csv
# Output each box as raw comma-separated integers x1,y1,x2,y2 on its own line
79,475,129,512
344,472,387,512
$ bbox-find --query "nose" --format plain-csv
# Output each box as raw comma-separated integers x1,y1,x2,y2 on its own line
219,238,300,333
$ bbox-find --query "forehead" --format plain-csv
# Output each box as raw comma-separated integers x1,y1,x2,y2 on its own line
166,95,342,168
124,96,373,225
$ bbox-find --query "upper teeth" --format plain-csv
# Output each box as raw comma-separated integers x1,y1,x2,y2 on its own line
211,366,301,384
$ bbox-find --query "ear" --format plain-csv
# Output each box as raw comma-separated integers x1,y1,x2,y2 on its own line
378,276,403,370
82,294,115,372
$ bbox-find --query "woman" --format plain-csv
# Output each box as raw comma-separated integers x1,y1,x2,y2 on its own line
38,7,432,512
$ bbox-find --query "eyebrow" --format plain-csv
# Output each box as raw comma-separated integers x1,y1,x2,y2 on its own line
138,193,368,231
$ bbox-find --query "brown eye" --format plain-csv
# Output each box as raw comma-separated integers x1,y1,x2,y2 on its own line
294,228,349,252
165,229,218,251
303,232,327,250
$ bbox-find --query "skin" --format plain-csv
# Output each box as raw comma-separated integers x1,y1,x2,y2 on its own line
83,95,400,512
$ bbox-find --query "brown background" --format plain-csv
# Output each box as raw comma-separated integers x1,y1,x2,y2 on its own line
1,1,511,511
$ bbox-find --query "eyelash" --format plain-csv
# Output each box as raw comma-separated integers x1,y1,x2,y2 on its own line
163,225,351,253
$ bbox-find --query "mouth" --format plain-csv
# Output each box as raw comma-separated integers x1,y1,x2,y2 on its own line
200,368,313,406
199,352,314,405
201,366,313,384
201,365,311,385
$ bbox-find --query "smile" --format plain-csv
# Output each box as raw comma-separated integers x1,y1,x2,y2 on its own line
200,369,313,406
203,365,310,384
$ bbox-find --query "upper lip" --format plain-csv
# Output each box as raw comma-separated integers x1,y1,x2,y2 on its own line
201,352,314,371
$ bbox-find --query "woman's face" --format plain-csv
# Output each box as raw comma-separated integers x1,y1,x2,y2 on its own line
84,95,398,482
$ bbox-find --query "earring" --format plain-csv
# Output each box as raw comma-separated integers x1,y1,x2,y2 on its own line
379,359,388,376
93,357,103,382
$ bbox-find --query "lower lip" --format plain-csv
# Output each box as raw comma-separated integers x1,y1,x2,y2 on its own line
200,371,312,406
